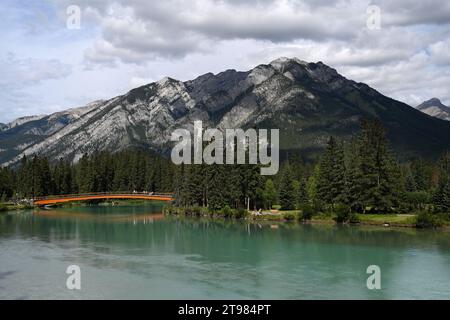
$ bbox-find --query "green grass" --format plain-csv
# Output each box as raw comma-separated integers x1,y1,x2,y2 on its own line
0,203,34,212
266,210,418,226
356,214,416,226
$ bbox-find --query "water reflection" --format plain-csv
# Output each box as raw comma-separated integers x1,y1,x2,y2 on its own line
0,206,449,299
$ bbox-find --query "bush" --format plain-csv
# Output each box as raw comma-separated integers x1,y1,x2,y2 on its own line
299,205,314,221
0,203,7,212
233,208,248,219
404,191,431,211
283,212,296,221
416,212,444,229
184,206,204,217
348,212,360,224
220,205,233,218
163,204,177,215
334,205,359,224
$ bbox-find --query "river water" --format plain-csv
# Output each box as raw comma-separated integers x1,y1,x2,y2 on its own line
0,203,449,299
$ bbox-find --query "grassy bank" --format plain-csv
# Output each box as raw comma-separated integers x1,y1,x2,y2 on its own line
164,205,450,229
246,211,418,227
0,202,34,212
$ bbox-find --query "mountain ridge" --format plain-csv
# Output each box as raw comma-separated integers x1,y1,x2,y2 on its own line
1,57,450,166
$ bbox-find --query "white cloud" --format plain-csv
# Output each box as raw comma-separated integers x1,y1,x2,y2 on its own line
1,0,450,122
429,40,450,65
0,53,71,86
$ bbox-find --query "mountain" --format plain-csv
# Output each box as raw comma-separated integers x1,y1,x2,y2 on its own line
416,98,450,121
1,57,450,166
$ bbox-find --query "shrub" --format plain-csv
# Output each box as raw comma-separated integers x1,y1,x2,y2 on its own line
283,212,296,221
163,205,176,215
334,205,359,224
299,205,314,221
416,212,444,229
233,208,248,219
0,203,7,212
221,205,233,218
404,191,431,211
348,212,360,224
184,206,203,217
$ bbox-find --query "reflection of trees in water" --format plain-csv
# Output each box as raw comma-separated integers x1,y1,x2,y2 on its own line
1,213,450,266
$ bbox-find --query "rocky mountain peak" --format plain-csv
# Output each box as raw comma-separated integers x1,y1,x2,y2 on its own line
269,57,308,70
416,98,450,121
417,98,446,110
1,57,450,166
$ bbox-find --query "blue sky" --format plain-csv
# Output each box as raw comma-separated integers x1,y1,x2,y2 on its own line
1,0,449,123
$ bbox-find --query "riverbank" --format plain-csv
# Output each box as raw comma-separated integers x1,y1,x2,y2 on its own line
0,203,33,212
3,201,449,230
164,206,450,230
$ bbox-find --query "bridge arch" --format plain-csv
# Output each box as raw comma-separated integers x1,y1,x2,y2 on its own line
33,192,174,206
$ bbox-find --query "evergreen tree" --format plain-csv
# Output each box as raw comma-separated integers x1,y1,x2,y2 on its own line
207,164,227,210
226,165,243,208
279,163,296,210
353,119,402,212
307,164,320,207
403,165,418,192
0,167,14,198
434,176,450,212
316,136,346,208
263,179,277,209
296,178,309,208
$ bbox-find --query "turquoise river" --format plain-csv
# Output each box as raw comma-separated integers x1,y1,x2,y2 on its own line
0,203,449,299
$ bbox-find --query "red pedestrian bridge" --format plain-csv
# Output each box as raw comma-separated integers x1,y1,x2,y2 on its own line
33,192,174,206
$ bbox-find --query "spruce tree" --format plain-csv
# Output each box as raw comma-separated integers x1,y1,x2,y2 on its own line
316,136,346,208
207,164,227,210
353,119,402,212
279,163,296,210
297,178,309,208
263,179,277,209
434,177,450,212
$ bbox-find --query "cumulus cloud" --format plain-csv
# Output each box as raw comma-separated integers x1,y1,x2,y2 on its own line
55,0,448,67
428,40,450,65
0,53,72,87
0,53,72,122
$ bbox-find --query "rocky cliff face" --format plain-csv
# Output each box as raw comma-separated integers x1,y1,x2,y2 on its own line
416,98,450,121
1,58,450,166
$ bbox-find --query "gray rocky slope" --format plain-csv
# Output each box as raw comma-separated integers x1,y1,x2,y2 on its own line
416,98,450,121
1,57,450,166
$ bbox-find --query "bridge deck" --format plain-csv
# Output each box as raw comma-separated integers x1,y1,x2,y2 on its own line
33,193,174,206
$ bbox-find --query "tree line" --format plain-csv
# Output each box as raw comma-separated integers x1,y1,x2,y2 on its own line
0,150,174,200
0,119,449,214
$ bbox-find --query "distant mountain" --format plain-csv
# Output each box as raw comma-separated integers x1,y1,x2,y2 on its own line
1,57,450,166
416,98,450,121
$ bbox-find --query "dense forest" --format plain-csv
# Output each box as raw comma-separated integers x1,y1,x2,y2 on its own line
0,119,449,216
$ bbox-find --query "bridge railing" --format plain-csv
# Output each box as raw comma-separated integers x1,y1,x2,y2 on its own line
33,191,174,201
